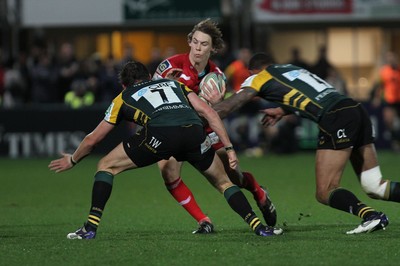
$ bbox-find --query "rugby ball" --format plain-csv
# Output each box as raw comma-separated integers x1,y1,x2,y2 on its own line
199,72,225,104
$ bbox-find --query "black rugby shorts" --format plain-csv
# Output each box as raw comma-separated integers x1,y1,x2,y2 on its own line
123,124,215,171
317,99,374,150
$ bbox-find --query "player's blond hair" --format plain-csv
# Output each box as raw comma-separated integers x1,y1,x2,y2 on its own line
187,18,225,55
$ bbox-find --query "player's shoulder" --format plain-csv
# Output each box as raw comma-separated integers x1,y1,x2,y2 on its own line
208,60,223,73
155,53,188,77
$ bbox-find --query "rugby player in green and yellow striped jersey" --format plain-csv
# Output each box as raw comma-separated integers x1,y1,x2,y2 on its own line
214,53,398,234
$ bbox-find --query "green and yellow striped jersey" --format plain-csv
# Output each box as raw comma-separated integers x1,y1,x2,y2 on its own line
104,79,203,127
242,64,348,122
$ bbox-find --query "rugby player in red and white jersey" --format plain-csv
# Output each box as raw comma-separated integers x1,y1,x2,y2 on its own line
153,18,277,234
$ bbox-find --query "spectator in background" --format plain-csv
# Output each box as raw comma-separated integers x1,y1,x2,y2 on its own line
163,46,177,60
2,58,28,108
98,54,120,103
146,47,163,75
224,47,265,156
56,42,79,102
64,79,94,109
212,42,235,72
288,47,310,71
117,43,136,71
372,51,400,151
311,45,334,80
225,48,252,94
326,67,348,96
75,55,101,102
30,51,58,104
0,52,5,105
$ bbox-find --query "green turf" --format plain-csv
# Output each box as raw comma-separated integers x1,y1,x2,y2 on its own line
1,151,400,265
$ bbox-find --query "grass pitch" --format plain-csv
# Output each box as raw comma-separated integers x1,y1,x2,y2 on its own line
1,151,400,265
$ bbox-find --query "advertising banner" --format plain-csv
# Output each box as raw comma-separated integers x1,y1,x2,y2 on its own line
0,106,133,158
253,0,400,22
124,0,221,22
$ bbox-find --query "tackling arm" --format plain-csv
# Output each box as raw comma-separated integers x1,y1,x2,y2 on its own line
213,87,258,119
188,92,238,169
48,120,115,173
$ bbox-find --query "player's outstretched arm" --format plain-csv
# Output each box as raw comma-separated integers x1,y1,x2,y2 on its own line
188,92,238,169
48,120,115,173
260,107,286,127
213,87,257,119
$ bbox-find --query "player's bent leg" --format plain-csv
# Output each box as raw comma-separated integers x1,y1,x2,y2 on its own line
360,166,389,199
98,142,139,175
201,155,282,236
158,158,183,183
315,149,351,204
215,148,277,226
158,158,213,233
315,148,389,234
68,143,135,240
351,144,400,202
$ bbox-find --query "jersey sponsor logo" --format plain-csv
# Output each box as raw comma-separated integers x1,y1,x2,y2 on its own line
207,132,220,144
283,70,300,81
315,88,337,101
157,60,171,74
149,136,162,148
336,128,350,144
104,102,114,121
144,136,162,153
337,128,347,138
132,88,149,101
200,136,212,154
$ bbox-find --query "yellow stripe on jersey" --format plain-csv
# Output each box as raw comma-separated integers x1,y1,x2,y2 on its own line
283,90,297,105
133,109,140,121
293,94,302,107
249,70,273,92
282,87,312,111
299,98,311,111
183,84,193,93
130,107,150,125
105,93,124,124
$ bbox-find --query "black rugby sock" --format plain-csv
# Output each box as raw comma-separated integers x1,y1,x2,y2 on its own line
388,181,400,202
224,185,263,233
328,188,376,220
85,172,114,231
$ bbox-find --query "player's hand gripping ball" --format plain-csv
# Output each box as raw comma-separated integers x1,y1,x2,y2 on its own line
199,72,226,105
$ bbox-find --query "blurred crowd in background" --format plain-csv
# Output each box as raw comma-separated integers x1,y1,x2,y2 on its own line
0,37,399,155
0,40,346,107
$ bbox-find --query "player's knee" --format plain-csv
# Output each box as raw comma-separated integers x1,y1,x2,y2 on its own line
316,185,337,205
159,167,179,183
158,161,181,182
97,158,112,172
360,166,387,199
